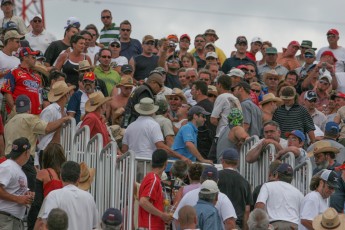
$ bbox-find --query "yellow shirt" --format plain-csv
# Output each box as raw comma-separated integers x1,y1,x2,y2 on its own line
190,46,227,65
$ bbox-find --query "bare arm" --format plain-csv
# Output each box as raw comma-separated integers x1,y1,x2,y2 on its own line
165,135,174,148
301,219,314,230
210,117,219,126
67,111,76,117
223,217,236,230
275,146,301,159
0,135,4,156
0,185,32,205
4,93,14,111
45,116,71,134
255,202,265,209
243,123,249,132
308,130,315,144
158,40,169,68
139,197,172,223
121,144,128,153
129,57,136,75
246,141,264,163
155,141,192,165
185,141,213,164
54,53,68,71
242,205,251,230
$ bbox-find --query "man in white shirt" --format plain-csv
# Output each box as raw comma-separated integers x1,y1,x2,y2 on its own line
255,163,304,229
0,0,27,35
38,161,99,230
25,14,56,54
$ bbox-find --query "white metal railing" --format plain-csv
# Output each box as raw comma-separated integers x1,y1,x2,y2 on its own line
240,135,260,180
60,118,76,160
70,125,90,162
281,152,296,169
292,159,313,196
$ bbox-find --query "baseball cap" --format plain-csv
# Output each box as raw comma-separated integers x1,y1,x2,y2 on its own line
15,95,31,113
327,29,339,36
320,170,339,189
199,180,219,195
227,68,244,78
30,14,43,22
121,64,133,74
1,0,12,6
64,16,80,29
154,66,167,75
4,30,24,41
142,35,154,44
288,40,300,47
204,29,219,40
265,47,277,54
319,69,332,83
205,42,216,50
251,37,263,43
3,21,17,31
321,51,338,62
83,72,96,82
275,163,293,176
167,34,178,41
285,130,306,142
305,49,315,56
304,90,317,101
237,65,249,71
221,148,239,161
325,122,339,136
109,38,121,46
18,47,39,58
102,208,123,226
201,166,219,181
188,105,210,116
236,36,247,45
180,34,190,41
206,52,218,59
8,137,31,159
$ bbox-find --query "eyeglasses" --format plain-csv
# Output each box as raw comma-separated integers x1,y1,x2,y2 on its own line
144,41,155,46
189,75,196,78
268,78,279,81
195,40,205,43
33,19,42,23
319,80,330,85
251,89,261,93
101,55,111,59
185,76,191,80
287,137,298,142
101,16,111,19
305,54,315,58
167,59,180,63
110,44,120,48
121,29,131,32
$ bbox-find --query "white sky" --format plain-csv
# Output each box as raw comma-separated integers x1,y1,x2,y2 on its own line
7,0,345,57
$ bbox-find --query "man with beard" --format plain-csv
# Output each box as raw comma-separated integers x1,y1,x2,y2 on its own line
308,141,340,175
67,72,98,123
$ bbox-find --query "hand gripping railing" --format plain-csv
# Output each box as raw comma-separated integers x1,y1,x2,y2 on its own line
280,152,296,169
239,135,260,187
60,118,76,160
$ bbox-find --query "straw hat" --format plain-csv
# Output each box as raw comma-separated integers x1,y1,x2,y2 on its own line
109,125,125,141
116,75,134,88
74,60,93,72
259,93,282,105
85,91,111,113
207,85,218,97
134,97,159,115
78,162,95,191
263,69,283,82
165,88,187,103
33,62,49,77
307,141,340,158
48,81,75,102
313,208,345,230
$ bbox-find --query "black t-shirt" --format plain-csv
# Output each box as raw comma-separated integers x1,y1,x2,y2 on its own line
165,73,182,89
44,40,69,66
218,169,252,227
133,55,159,81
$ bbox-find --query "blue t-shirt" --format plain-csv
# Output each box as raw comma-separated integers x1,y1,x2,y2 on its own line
194,199,222,230
172,122,198,161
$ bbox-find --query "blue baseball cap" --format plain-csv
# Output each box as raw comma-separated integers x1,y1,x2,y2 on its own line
201,166,218,181
325,122,339,135
221,148,239,161
276,163,293,176
285,130,306,142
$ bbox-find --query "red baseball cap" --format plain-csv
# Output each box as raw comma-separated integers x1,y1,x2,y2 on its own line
180,34,190,41
237,65,249,70
321,51,338,62
18,47,39,58
288,40,300,47
83,72,96,82
335,163,345,171
327,29,339,36
167,34,178,41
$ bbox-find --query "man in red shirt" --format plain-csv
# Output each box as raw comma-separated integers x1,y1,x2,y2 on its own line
139,149,172,229
81,91,111,147
1,47,41,116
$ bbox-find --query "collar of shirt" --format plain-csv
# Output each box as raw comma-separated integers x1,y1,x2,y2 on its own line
30,29,45,37
187,121,198,133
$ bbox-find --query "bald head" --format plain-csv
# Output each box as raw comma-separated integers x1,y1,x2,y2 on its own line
178,205,197,229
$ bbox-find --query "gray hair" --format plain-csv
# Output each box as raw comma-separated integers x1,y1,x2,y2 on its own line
47,208,68,230
247,209,270,230
199,192,217,203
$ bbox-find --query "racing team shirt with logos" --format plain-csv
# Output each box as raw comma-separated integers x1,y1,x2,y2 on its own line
1,65,42,115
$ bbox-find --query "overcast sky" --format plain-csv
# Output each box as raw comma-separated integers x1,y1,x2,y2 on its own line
8,0,345,58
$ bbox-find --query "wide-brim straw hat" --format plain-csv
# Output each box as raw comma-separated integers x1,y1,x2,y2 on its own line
165,88,187,103
74,60,94,72
259,93,282,105
48,81,75,102
263,69,283,83
116,75,134,88
85,91,111,113
307,141,340,158
208,85,218,97
313,208,345,230
78,162,95,191
33,62,49,77
134,97,159,115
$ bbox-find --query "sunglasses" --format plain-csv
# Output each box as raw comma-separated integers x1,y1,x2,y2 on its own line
305,54,314,58
121,29,131,32
110,44,120,48
319,80,330,85
90,33,97,37
307,99,317,103
167,59,180,63
251,89,261,93
33,19,42,23
208,94,217,98
101,55,111,59
101,16,111,19
144,41,155,46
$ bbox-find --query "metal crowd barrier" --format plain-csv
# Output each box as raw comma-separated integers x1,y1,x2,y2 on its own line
292,158,313,195
95,141,118,218
86,133,103,198
60,118,76,160
70,125,90,162
239,135,260,180
281,152,296,168
255,144,276,188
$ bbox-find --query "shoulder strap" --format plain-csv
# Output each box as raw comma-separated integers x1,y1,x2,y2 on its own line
46,168,53,180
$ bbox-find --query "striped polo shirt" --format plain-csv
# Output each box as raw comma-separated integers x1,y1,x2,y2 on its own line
99,23,120,47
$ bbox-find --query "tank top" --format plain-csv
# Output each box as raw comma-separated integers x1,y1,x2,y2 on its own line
43,168,63,197
133,55,159,81
62,53,86,89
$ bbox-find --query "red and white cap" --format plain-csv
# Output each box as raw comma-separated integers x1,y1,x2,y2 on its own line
327,29,339,36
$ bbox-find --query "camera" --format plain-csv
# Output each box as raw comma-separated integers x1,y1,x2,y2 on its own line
169,41,176,48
